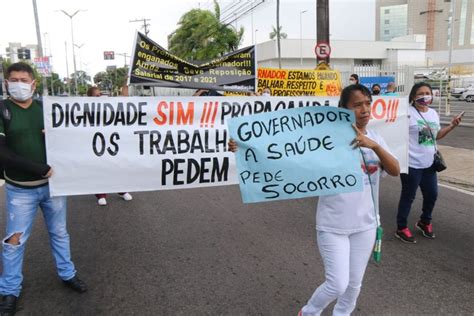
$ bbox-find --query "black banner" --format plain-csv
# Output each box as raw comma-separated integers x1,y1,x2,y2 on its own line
129,32,256,92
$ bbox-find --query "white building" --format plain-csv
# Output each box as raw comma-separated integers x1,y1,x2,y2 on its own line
256,36,427,93
256,36,426,71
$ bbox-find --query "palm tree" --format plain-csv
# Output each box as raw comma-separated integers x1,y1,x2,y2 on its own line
269,25,287,40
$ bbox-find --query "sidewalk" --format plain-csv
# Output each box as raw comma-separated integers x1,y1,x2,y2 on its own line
438,145,474,192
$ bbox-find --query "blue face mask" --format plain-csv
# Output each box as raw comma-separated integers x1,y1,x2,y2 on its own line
415,95,432,105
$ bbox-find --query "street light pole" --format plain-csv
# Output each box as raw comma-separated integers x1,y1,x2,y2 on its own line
64,41,71,95
32,0,49,96
74,43,84,85
300,10,307,67
59,10,85,95
446,0,456,116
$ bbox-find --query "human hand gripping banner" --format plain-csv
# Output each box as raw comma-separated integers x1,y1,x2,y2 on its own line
129,32,256,92
227,107,364,203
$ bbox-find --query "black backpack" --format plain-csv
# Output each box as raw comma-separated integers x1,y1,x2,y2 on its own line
0,99,11,180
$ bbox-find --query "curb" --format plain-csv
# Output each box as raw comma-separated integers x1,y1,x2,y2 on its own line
438,177,474,193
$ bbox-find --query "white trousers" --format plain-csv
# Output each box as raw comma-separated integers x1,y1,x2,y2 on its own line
302,228,376,316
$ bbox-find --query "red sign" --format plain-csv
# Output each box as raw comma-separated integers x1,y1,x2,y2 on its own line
104,51,115,60
315,42,331,59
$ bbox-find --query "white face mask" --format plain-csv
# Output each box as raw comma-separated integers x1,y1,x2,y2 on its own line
415,95,433,106
7,81,34,102
262,92,270,97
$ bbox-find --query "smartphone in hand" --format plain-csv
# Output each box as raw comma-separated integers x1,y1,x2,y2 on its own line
457,111,465,119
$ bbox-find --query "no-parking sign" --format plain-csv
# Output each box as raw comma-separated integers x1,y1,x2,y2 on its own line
315,42,331,59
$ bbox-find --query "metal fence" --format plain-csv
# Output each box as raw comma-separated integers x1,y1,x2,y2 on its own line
338,64,415,96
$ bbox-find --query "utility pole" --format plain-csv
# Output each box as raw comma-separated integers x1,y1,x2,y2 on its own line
300,10,307,67
130,18,151,35
116,53,130,67
276,0,281,68
65,41,71,95
446,0,456,115
32,0,48,96
317,0,330,64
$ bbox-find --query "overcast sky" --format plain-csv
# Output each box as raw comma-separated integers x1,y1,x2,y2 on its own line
0,0,375,79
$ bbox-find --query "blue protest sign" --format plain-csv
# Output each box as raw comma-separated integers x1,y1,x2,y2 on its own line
228,106,364,203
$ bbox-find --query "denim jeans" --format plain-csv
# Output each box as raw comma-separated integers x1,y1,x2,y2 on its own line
0,184,76,297
397,167,438,229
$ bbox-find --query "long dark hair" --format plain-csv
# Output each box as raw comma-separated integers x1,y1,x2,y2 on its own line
350,74,359,84
338,84,372,108
408,82,433,104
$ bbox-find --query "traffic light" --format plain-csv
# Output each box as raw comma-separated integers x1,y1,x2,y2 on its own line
17,48,26,59
17,48,31,60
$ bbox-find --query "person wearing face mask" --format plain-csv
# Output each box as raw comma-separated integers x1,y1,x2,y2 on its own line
395,82,462,243
0,63,87,315
349,74,359,85
371,84,381,96
261,87,271,97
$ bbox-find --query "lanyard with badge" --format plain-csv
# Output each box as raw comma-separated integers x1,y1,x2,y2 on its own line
359,148,383,263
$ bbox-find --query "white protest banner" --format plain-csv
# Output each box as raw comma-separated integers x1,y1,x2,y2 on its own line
368,97,409,173
43,96,408,196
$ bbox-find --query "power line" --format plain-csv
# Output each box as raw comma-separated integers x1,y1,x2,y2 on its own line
130,18,151,35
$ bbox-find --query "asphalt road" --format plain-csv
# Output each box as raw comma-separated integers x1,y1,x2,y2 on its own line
1,104,472,316
437,99,474,126
0,176,472,315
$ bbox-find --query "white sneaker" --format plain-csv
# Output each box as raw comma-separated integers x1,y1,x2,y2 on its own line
120,193,133,201
97,198,107,206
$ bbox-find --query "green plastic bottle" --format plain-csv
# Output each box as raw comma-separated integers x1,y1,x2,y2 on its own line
373,226,383,263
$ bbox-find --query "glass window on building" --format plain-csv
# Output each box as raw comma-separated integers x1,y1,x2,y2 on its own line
471,11,474,44
380,4,407,41
458,0,468,46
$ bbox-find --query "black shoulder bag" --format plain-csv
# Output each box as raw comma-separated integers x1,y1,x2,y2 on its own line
413,105,447,172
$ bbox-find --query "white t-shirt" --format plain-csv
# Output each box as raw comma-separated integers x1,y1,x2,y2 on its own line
408,106,440,169
316,130,394,234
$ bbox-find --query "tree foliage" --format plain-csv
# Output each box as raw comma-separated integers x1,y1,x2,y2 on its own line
93,66,128,95
168,0,244,61
269,25,287,40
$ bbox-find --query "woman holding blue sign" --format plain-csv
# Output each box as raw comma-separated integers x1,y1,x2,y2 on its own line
298,85,399,316
229,85,399,316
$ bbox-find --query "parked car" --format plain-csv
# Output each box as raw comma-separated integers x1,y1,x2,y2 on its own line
460,87,474,102
452,85,474,98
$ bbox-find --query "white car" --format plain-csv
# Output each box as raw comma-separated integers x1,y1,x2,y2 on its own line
460,87,474,102
452,84,474,98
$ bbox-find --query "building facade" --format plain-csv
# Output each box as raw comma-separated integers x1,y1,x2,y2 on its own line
376,0,474,66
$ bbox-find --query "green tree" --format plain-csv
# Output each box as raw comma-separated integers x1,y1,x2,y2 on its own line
93,66,129,96
46,73,66,96
269,25,287,40
168,0,244,61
